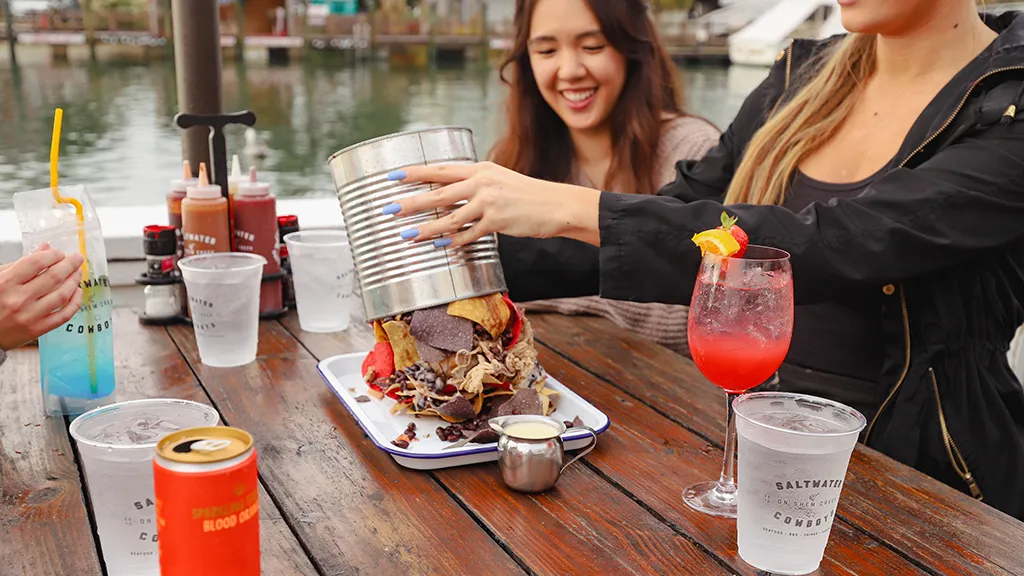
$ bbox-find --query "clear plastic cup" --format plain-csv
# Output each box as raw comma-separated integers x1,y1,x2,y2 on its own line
283,230,355,333
69,399,220,576
178,253,266,367
734,392,867,575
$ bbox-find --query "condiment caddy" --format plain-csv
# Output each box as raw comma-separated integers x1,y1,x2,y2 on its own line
135,110,295,325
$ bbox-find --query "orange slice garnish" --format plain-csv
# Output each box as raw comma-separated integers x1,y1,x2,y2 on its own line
691,229,741,257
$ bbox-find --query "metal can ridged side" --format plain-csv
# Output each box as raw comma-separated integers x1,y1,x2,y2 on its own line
328,127,506,321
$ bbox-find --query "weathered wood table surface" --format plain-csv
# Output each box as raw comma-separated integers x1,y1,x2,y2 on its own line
3,309,1024,575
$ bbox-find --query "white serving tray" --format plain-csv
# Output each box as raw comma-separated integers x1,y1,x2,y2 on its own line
317,352,611,470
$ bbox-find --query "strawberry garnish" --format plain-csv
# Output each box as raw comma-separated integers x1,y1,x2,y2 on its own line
717,211,748,258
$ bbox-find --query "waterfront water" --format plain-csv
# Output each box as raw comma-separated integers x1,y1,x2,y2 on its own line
0,60,768,209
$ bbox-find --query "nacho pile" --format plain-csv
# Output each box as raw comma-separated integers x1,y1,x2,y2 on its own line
360,293,556,442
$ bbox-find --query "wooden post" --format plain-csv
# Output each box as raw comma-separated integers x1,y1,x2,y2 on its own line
172,0,224,173
161,0,173,58
81,0,97,61
3,0,16,66
235,0,246,61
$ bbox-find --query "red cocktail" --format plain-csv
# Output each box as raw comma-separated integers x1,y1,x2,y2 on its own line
683,245,793,518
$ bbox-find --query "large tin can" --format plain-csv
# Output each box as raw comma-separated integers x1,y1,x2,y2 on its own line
327,126,507,321
153,426,259,576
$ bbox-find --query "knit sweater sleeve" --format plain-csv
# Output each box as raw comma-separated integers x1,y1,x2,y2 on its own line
654,116,723,189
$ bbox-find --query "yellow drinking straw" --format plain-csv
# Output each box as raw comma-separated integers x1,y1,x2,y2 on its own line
50,108,98,394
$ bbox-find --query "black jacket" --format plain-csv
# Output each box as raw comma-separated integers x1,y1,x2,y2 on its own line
500,13,1024,518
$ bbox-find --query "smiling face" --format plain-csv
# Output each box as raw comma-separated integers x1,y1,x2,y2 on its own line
526,0,628,134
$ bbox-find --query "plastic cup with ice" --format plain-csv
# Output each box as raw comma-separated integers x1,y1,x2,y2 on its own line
734,392,866,575
178,253,266,367
69,399,220,576
283,230,355,333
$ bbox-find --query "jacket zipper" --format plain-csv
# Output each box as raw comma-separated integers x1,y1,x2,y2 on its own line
929,368,984,500
863,65,1024,443
864,284,911,441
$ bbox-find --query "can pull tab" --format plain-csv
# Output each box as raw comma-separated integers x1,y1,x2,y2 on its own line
192,439,232,452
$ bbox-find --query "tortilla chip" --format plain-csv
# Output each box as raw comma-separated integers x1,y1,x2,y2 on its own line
410,306,473,352
447,293,511,339
472,391,484,414
468,428,500,444
372,320,389,342
382,321,420,370
436,394,477,422
496,388,543,417
416,340,448,363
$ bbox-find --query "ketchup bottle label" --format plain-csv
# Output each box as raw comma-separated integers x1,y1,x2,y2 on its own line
234,229,280,268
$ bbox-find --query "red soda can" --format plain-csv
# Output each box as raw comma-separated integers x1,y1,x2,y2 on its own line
153,426,260,575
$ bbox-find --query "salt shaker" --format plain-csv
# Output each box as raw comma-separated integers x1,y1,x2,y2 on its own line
138,225,181,323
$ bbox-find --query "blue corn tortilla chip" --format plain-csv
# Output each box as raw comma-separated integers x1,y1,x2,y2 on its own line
496,388,543,417
436,394,477,422
416,340,448,363
410,305,473,353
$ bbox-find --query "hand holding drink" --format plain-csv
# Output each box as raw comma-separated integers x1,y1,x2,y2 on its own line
0,245,84,350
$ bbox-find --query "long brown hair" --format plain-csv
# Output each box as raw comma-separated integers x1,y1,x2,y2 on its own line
490,0,685,194
724,35,877,205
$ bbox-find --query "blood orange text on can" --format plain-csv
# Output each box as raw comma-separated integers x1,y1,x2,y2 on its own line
153,426,260,576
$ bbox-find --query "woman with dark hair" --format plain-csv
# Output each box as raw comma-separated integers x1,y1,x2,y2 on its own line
385,1,1024,518
491,0,720,353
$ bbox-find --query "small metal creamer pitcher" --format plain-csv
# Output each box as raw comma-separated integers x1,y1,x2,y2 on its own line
490,415,597,493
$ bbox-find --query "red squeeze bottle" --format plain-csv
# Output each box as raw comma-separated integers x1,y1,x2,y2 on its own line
234,166,283,313
181,163,230,257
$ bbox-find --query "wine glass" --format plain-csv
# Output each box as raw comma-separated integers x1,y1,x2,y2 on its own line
683,245,794,518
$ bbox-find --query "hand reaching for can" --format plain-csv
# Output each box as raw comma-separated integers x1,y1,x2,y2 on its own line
0,243,85,351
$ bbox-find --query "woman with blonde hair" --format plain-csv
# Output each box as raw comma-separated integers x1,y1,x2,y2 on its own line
386,1,1024,519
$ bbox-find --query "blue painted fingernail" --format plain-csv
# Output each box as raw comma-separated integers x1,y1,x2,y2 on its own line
387,170,407,181
382,203,401,215
400,228,420,240
433,238,452,248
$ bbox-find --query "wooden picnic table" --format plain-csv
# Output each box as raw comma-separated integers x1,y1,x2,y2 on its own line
3,308,1024,575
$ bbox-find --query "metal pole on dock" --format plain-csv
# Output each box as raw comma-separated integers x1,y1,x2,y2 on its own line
3,0,16,66
172,0,224,174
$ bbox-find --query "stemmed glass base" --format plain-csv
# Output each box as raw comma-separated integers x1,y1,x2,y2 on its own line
683,481,737,518
681,374,780,518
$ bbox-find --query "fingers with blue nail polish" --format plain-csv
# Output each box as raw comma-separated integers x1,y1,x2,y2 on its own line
387,170,407,181
382,203,401,215
400,228,420,240
433,238,452,248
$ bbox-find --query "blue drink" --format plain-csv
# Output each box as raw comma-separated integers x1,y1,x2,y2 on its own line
14,185,118,416
40,274,116,415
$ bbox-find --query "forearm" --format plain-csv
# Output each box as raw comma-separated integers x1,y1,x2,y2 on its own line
554,185,601,246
